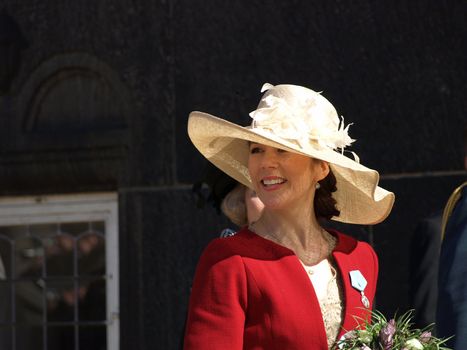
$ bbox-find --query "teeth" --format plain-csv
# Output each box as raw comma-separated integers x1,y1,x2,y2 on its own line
263,178,285,185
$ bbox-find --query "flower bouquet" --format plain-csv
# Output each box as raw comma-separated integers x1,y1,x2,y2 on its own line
334,310,452,350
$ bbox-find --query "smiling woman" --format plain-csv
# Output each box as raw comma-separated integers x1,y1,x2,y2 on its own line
183,83,395,350
248,143,329,213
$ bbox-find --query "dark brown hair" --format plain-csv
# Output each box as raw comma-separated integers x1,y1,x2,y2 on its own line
314,168,340,220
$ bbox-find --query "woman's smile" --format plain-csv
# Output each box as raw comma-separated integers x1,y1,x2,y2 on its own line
261,176,287,191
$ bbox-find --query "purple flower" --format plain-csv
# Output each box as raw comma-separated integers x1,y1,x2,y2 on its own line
379,319,396,350
420,331,432,343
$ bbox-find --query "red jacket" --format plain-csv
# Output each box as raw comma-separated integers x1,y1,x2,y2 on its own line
184,228,378,349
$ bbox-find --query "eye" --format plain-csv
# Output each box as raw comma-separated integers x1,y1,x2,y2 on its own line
250,146,262,154
249,144,263,154
277,148,287,153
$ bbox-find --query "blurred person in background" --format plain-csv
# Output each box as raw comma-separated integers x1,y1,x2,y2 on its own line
409,210,442,331
193,163,264,238
436,127,467,349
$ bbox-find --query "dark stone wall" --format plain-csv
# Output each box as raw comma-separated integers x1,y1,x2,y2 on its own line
0,1,466,349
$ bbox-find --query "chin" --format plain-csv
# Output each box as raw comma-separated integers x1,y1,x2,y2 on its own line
261,199,287,211
257,193,291,211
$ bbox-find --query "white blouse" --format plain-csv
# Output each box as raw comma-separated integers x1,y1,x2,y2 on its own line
302,258,344,349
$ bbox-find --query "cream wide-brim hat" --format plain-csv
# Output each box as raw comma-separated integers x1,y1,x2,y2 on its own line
187,83,395,225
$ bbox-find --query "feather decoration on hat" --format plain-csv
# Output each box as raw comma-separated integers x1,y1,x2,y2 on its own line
249,83,355,151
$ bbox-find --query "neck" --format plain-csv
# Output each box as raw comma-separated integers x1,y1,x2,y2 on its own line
252,202,322,243
248,199,337,265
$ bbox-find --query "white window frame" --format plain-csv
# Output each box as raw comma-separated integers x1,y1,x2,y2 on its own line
0,192,119,350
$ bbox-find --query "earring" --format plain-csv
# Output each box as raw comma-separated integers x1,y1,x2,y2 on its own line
315,182,321,189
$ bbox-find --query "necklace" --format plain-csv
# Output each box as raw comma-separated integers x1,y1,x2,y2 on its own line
249,222,336,267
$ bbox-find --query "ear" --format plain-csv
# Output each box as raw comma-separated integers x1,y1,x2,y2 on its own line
315,160,330,181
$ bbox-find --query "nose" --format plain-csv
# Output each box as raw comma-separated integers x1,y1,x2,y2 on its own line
259,148,279,168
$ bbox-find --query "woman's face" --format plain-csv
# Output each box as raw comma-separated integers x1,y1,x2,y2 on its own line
248,143,328,211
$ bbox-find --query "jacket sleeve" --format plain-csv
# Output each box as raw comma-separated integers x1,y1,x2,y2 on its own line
184,240,247,349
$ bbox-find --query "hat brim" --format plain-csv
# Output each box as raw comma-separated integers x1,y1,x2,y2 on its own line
188,111,395,225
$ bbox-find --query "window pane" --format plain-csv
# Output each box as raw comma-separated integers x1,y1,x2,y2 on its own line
91,221,105,233
16,326,43,349
78,233,105,276
27,224,58,239
0,225,29,238
0,236,12,279
79,278,106,322
15,237,44,279
15,280,44,325
0,280,12,322
47,280,76,323
45,235,74,277
60,222,90,236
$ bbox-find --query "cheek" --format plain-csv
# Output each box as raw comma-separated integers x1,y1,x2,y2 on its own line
247,157,258,179
290,164,315,191
295,173,314,192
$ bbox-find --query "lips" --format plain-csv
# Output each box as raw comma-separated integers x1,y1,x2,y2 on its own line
261,176,287,189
